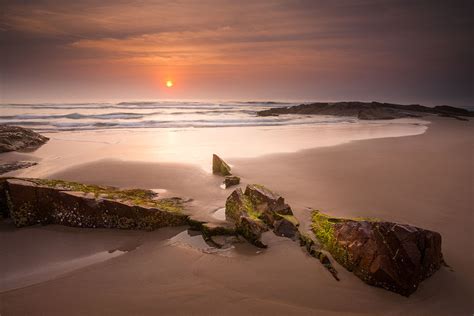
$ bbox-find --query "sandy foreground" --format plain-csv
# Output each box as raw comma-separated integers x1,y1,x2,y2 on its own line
0,117,472,315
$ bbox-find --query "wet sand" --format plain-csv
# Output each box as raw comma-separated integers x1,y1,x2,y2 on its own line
0,117,472,315
2,118,427,178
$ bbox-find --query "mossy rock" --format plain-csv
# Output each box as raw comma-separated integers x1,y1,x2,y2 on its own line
225,188,261,222
212,154,231,176
310,210,445,296
4,178,189,230
236,216,268,248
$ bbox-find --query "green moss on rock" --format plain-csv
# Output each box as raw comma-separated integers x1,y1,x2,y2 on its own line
29,178,183,213
4,178,189,230
311,210,350,266
212,154,231,176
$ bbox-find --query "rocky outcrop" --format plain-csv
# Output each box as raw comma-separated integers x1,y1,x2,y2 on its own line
212,154,232,176
3,178,189,230
225,184,299,247
223,176,240,188
225,187,268,247
0,176,447,296
0,125,49,153
244,184,293,219
311,211,444,296
0,161,37,175
257,101,473,120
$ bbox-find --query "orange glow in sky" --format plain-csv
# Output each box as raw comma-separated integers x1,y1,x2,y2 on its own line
166,80,173,88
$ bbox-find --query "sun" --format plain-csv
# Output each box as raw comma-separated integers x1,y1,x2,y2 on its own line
166,80,173,88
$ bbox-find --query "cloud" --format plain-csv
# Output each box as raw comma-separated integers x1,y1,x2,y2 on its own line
1,0,472,104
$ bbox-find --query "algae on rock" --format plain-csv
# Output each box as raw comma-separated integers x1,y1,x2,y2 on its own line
212,154,232,176
310,210,445,296
4,178,189,230
225,184,299,247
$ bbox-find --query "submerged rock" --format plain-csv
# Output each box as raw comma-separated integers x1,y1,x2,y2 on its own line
223,176,240,188
311,211,444,296
225,184,299,247
0,125,49,153
212,154,232,176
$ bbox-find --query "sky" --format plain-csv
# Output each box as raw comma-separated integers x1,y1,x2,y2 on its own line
1,0,473,106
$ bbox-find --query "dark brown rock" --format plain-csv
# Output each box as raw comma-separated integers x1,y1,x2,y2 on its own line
223,176,240,188
224,187,268,248
0,125,49,153
273,214,299,239
225,185,299,247
244,184,293,216
0,161,37,175
298,232,340,280
257,101,473,120
237,216,268,248
312,211,444,296
212,154,231,176
4,178,189,230
225,188,249,222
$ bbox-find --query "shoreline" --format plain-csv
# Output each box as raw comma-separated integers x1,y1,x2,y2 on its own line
3,117,428,178
1,116,472,315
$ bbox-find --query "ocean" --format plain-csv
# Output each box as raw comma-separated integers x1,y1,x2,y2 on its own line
0,101,358,132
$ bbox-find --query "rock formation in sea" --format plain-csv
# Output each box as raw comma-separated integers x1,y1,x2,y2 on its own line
257,101,474,120
0,125,49,153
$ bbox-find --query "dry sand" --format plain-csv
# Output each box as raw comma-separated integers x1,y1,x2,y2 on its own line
0,117,472,315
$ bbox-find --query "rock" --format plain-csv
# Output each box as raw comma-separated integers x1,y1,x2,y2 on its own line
273,214,299,239
3,178,189,230
223,176,240,188
434,105,472,117
311,211,444,296
298,231,340,280
225,188,250,222
237,216,268,248
0,125,49,153
224,187,268,247
257,101,473,120
0,161,37,175
212,154,231,176
244,184,293,225
225,185,298,247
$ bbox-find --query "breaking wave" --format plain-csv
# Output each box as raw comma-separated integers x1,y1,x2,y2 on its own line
0,100,358,131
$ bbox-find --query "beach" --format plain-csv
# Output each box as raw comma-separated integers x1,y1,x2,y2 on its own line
0,116,472,315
